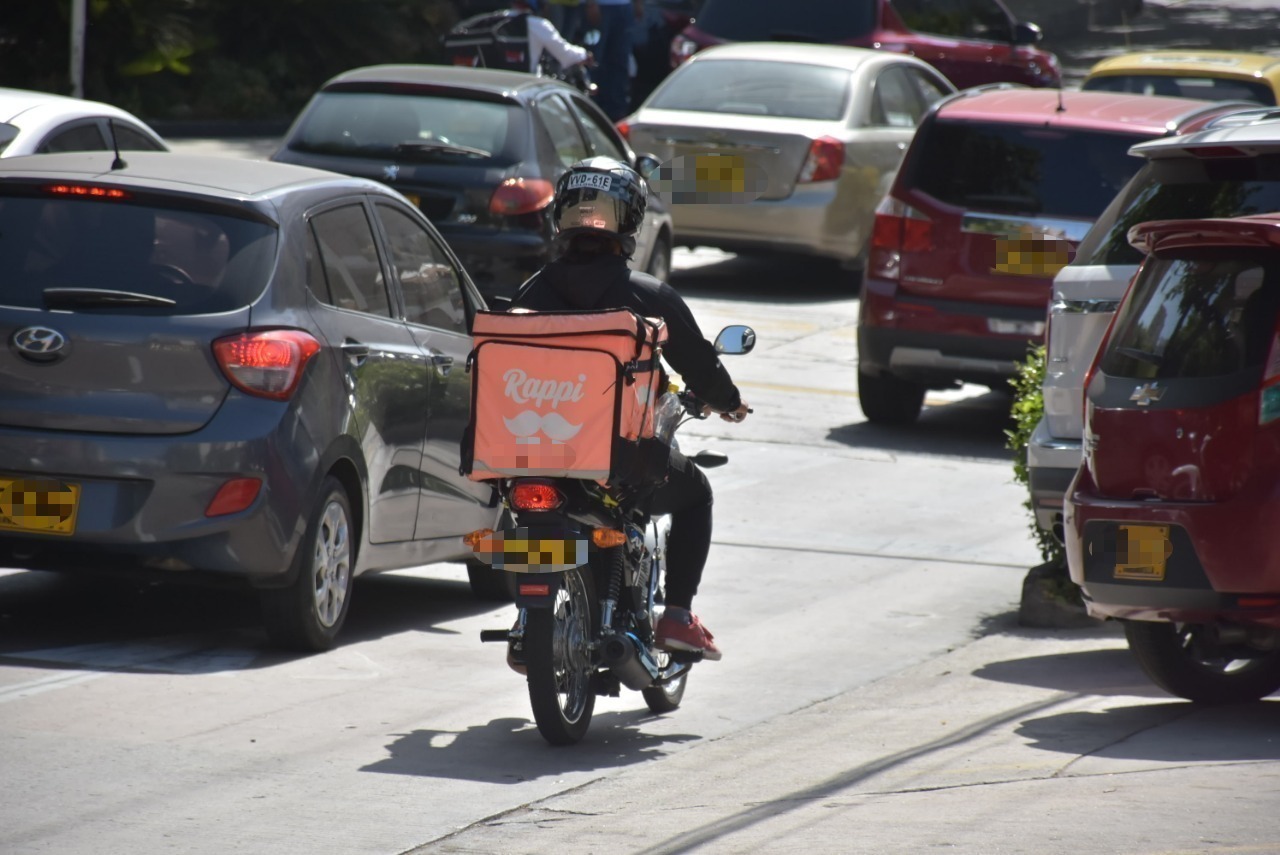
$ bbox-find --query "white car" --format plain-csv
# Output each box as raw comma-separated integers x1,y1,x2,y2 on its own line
0,87,167,157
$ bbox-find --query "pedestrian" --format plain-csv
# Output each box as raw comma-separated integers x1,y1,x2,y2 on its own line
584,0,643,121
511,0,591,76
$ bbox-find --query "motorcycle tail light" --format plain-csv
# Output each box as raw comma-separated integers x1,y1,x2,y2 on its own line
489,177,555,216
797,135,844,183
511,482,564,511
213,329,321,401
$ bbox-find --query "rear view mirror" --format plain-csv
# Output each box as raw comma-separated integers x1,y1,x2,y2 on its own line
635,153,661,180
714,325,756,355
1013,21,1043,45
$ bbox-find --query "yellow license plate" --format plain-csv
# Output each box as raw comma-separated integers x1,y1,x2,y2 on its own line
0,477,81,536
1114,523,1172,582
472,535,588,572
994,239,1071,277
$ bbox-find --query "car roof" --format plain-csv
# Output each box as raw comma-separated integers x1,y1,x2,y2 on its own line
319,64,572,103
0,151,386,204
1087,50,1280,82
934,87,1241,134
0,86,147,124
686,42,914,71
1129,213,1280,254
1131,112,1280,159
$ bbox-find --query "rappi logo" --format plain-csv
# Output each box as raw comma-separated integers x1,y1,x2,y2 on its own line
502,369,585,442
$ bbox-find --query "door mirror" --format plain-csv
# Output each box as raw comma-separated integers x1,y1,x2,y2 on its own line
1013,21,1043,45
635,153,661,180
582,28,601,47
714,325,756,355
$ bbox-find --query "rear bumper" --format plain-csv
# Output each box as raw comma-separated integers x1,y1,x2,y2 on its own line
1027,419,1083,541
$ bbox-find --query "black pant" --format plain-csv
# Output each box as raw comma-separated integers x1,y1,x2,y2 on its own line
646,449,713,610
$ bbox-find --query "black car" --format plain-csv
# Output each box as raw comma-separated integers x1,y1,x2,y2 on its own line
0,152,502,651
272,65,674,299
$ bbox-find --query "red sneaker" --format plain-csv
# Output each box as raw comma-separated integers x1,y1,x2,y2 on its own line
655,613,722,661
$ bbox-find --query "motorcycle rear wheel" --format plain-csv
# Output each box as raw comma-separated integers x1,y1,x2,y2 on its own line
1124,620,1280,704
525,566,598,745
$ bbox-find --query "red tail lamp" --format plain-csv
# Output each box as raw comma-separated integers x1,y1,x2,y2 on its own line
511,482,564,511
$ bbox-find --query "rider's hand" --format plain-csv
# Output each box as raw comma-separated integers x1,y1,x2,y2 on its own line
720,401,751,423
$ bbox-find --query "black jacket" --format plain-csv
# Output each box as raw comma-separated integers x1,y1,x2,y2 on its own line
510,253,742,413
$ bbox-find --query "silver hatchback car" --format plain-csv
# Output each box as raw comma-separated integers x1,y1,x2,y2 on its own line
0,152,500,650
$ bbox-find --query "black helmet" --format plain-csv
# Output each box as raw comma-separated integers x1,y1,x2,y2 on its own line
552,157,647,242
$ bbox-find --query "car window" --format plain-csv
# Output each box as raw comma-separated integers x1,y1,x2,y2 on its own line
905,120,1145,218
871,66,925,128
38,122,106,153
375,202,467,334
647,59,851,121
1101,254,1280,380
308,204,392,317
1075,154,1280,266
111,123,166,151
568,96,628,160
908,67,954,107
1083,74,1277,106
0,192,274,313
893,0,1013,41
694,0,876,42
537,94,590,166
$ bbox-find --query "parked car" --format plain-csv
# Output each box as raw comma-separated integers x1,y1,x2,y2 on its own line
857,88,1247,426
1082,50,1280,107
622,42,955,269
0,151,501,651
670,0,1061,90
1064,212,1280,703
272,65,673,299
0,86,167,156
1029,108,1280,546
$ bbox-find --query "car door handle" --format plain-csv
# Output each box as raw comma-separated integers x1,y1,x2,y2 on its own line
427,349,454,376
341,340,370,365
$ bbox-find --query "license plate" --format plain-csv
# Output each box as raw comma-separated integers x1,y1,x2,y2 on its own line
471,532,588,572
1114,523,1172,582
994,238,1072,277
0,476,81,536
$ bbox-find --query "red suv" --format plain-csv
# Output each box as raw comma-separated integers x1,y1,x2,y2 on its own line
1065,213,1280,703
856,88,1244,425
671,0,1061,89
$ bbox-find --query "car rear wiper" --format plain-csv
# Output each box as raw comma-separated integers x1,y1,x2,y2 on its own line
43,287,176,308
394,140,491,159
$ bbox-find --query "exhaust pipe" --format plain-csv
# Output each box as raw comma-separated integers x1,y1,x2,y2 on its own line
602,632,661,690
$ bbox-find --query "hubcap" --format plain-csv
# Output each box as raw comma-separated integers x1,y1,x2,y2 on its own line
311,500,351,628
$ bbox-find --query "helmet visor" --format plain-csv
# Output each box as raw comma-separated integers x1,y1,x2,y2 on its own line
556,174,629,235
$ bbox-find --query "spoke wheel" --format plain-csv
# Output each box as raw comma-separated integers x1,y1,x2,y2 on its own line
525,567,597,745
261,476,354,652
1124,620,1280,704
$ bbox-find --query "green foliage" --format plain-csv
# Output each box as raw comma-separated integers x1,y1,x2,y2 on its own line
1004,344,1066,565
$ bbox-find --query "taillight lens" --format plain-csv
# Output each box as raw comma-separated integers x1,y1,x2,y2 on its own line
213,330,321,401
489,177,555,216
511,481,564,511
615,120,631,140
868,195,933,280
670,34,699,66
798,136,844,183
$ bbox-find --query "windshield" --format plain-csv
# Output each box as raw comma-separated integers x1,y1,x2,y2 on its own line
287,91,521,163
648,60,851,120
1075,153,1280,267
907,120,1146,218
0,193,276,314
694,0,877,42
1084,74,1276,106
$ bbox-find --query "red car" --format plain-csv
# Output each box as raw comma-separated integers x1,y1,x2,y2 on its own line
856,88,1245,425
670,0,1061,89
1065,213,1280,704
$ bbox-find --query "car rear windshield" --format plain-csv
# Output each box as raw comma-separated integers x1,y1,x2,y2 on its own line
286,91,521,163
906,120,1145,219
1084,74,1276,106
0,193,276,314
647,60,851,120
1075,153,1280,267
1100,252,1280,380
694,0,876,42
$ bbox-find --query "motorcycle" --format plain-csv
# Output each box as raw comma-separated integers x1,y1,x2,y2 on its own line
470,324,755,745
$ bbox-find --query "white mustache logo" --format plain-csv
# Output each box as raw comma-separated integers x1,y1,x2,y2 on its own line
503,410,583,441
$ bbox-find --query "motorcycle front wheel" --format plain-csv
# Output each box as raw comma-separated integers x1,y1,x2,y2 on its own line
1124,620,1280,704
525,566,598,745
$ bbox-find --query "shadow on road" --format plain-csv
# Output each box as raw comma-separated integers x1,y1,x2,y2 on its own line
828,390,1016,462
670,252,860,305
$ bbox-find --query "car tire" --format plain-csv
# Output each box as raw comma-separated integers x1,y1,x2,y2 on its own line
646,232,672,283
466,558,515,601
260,476,355,652
1124,620,1280,704
857,368,925,426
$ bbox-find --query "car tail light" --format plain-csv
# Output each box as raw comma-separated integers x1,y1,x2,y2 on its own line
867,196,933,280
452,54,479,67
489,177,555,216
670,34,700,66
205,477,262,517
46,183,129,200
1259,319,1280,425
615,120,631,140
511,481,564,511
213,330,321,401
797,136,844,183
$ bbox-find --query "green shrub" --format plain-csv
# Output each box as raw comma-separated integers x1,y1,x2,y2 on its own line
1004,344,1067,566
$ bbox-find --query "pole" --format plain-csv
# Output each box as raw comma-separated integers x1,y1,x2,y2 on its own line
70,0,87,97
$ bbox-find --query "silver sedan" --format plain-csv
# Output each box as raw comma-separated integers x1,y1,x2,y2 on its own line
0,86,167,156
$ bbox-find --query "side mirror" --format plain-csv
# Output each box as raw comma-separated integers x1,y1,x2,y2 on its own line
582,28,601,47
635,153,661,180
1013,21,1043,45
690,450,729,469
714,325,756,355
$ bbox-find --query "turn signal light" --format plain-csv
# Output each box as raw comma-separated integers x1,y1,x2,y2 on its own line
463,528,494,548
592,528,626,548
205,478,262,517
511,482,564,511
489,177,555,216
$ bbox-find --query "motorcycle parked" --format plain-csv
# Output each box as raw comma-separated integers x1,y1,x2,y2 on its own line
469,324,754,745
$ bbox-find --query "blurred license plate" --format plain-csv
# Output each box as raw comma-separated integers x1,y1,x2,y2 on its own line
994,238,1072,277
987,318,1046,336
0,476,81,536
1114,523,1171,582
472,534,588,572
